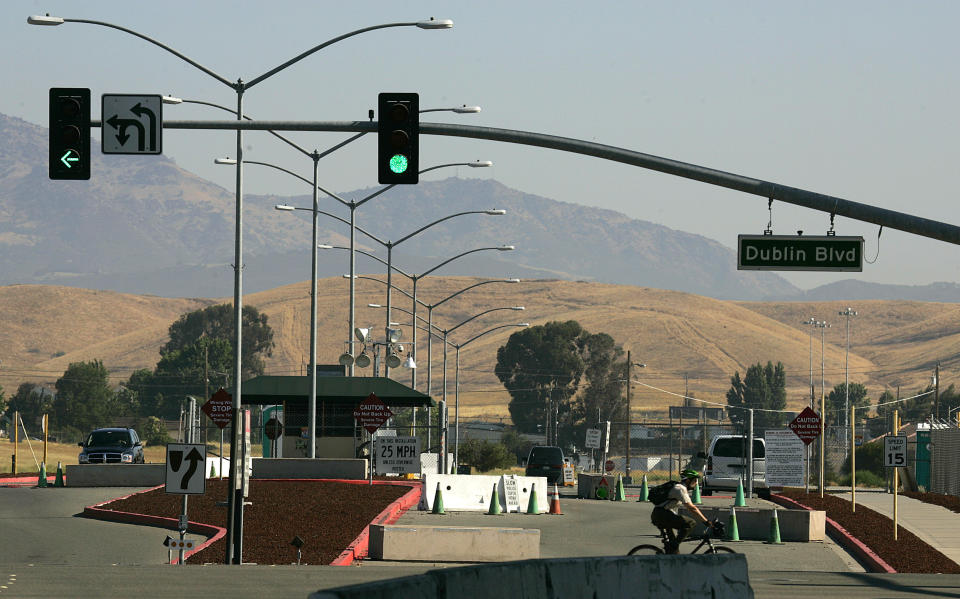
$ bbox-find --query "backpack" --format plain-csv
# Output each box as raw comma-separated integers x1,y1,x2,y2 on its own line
648,481,680,505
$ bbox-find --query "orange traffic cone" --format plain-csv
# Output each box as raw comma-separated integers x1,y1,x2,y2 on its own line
549,483,563,515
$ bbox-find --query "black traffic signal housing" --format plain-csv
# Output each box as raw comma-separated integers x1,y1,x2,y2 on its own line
378,92,419,184
49,88,91,180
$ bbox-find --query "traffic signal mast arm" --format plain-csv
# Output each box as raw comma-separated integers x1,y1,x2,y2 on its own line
93,117,960,246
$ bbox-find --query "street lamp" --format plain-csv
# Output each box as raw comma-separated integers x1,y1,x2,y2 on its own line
320,243,515,380
448,323,530,468
815,320,830,497
838,308,857,433
30,12,453,565
625,354,645,482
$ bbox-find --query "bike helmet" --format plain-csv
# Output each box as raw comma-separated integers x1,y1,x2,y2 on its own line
680,468,701,480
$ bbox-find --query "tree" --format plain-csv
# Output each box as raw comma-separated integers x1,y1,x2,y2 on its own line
0,382,6,423
457,439,515,472
5,383,53,433
725,361,787,430
495,321,627,449
53,360,115,432
495,321,586,441
163,303,274,380
827,382,871,424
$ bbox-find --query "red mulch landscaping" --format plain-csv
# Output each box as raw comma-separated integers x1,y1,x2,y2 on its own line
779,489,960,574
904,490,960,514
99,479,410,565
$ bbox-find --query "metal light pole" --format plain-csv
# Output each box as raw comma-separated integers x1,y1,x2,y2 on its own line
447,323,530,467
31,13,453,565
625,355,645,483
816,320,830,497
839,308,857,436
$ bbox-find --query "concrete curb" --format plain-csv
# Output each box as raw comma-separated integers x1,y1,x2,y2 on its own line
83,484,226,564
770,493,896,574
330,480,422,566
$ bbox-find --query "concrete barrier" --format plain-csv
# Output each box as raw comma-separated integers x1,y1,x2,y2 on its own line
420,474,547,513
309,553,754,599
577,473,619,499
251,458,366,480
368,524,540,562
691,506,825,542
65,464,165,487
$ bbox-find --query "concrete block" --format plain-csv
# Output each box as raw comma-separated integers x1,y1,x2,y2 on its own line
368,524,540,562
251,458,366,479
576,473,619,499
65,464,165,487
420,474,547,513
693,506,825,541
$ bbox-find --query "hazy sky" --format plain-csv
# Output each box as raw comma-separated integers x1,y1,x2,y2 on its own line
4,1,959,289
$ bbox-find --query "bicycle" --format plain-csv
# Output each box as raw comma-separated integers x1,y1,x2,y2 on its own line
627,520,735,555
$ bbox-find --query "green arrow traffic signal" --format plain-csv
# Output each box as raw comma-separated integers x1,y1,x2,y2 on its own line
60,149,80,168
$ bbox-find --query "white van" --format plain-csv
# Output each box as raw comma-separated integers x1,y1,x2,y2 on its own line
702,435,769,499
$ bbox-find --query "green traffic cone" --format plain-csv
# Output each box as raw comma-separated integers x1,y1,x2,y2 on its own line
614,475,626,501
692,481,702,505
765,508,784,545
526,483,540,514
734,478,746,507
726,506,740,542
209,460,217,479
431,482,446,514
638,474,649,502
54,461,65,487
36,462,48,488
487,483,502,515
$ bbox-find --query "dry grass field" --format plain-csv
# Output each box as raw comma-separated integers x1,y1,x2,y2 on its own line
1,278,957,423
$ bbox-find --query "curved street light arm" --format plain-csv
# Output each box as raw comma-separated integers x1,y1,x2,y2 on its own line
394,210,503,247
349,275,420,304
241,160,348,205
421,246,514,278
54,17,234,87
431,279,521,309
174,98,312,157
353,161,486,208
446,306,525,335
325,246,414,279
456,323,530,349
247,21,434,89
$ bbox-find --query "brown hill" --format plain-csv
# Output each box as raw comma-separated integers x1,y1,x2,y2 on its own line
0,280,953,421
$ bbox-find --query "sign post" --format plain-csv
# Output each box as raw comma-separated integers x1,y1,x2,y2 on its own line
789,406,822,493
201,389,232,479
165,442,206,565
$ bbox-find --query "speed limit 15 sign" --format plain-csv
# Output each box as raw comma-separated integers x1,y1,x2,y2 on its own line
884,435,907,468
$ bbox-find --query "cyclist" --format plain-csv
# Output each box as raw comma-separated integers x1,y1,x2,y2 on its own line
650,468,715,554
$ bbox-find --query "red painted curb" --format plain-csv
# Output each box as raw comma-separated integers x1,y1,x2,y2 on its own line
771,493,896,574
330,481,422,566
83,484,226,564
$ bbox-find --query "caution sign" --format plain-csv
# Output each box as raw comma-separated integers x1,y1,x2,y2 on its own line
353,393,393,434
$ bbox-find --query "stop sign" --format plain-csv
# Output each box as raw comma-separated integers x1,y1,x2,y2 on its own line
264,417,283,440
605,459,615,472
789,406,822,445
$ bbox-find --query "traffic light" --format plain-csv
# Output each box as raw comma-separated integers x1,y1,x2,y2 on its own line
49,88,91,180
378,92,419,184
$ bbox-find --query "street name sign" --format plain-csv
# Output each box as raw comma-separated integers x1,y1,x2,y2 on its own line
201,389,232,429
884,435,907,468
738,235,863,271
101,94,162,154
165,443,206,495
353,393,393,434
789,406,822,445
376,436,420,474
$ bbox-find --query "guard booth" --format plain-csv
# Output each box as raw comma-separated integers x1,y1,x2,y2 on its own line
239,374,436,460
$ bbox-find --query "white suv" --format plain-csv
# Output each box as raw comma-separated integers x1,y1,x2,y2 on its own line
702,435,769,499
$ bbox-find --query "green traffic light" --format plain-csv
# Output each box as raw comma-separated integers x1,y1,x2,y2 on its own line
389,154,409,174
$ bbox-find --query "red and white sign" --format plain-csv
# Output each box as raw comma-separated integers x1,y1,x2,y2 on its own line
604,459,615,472
789,406,822,445
353,393,393,434
201,388,233,429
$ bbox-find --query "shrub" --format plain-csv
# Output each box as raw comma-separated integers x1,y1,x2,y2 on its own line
458,439,516,472
136,416,171,446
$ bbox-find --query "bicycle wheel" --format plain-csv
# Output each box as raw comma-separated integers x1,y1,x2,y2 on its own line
627,544,664,556
705,546,736,554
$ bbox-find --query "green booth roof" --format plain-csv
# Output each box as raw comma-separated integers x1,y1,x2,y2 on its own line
238,375,435,408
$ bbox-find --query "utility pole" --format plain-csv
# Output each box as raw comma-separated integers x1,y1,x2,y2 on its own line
934,362,941,421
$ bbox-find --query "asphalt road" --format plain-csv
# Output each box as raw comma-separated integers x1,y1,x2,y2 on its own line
1,486,959,598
